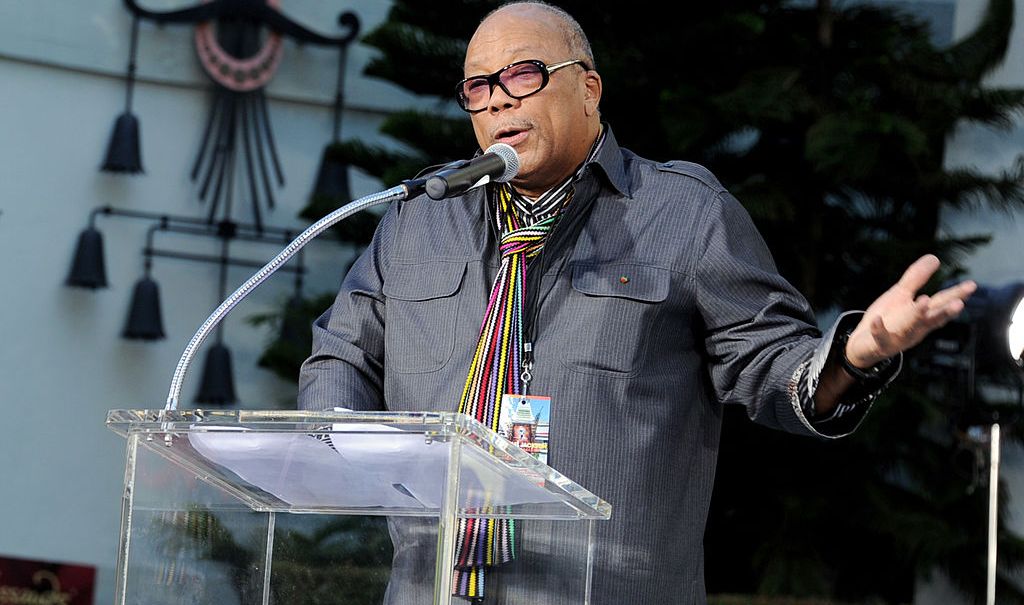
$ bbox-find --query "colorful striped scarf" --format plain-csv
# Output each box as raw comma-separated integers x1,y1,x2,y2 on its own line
452,182,566,599
452,129,605,600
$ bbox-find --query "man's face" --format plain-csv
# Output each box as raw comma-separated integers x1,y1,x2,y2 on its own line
463,7,601,197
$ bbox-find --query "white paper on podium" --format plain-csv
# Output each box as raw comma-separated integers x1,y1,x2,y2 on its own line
188,427,431,508
326,423,563,509
188,423,563,510
326,422,447,507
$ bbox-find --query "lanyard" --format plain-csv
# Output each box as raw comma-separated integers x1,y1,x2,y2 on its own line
517,177,600,394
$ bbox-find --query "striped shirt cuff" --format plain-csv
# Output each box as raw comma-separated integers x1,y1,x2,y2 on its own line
789,311,902,439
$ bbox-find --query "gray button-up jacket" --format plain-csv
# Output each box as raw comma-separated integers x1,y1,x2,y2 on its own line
298,128,893,604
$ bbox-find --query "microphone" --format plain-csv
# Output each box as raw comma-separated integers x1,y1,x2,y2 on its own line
424,143,520,200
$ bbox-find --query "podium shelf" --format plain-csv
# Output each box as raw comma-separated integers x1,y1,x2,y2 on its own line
107,409,611,520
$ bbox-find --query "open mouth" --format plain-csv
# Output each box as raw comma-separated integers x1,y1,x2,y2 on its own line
495,128,529,146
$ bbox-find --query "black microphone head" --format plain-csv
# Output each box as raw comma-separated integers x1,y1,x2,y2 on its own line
484,143,520,183
423,144,522,200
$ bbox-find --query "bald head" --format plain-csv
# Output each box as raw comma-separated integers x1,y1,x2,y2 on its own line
477,2,595,71
463,2,603,197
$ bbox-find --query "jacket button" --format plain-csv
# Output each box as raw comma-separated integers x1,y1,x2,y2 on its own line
619,276,630,284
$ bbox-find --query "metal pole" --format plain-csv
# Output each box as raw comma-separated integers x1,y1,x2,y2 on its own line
435,424,461,605
987,423,1000,605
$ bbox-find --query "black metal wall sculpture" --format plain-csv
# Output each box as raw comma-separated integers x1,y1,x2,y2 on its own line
104,0,360,229
103,15,144,173
68,207,310,404
79,0,361,404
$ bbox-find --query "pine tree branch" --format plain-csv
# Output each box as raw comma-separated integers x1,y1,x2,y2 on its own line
380,110,477,159
961,87,1024,129
943,0,1013,80
938,161,1024,212
363,22,467,97
387,0,494,39
323,139,418,181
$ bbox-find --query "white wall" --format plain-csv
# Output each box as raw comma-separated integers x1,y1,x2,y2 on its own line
942,0,1024,287
0,2,405,602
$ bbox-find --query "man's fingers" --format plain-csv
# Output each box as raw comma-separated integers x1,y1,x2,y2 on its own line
924,298,966,325
929,279,977,308
895,254,941,294
920,281,973,327
856,258,972,360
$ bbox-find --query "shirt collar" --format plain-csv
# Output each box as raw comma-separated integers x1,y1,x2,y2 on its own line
509,126,608,223
476,122,631,203
586,124,630,198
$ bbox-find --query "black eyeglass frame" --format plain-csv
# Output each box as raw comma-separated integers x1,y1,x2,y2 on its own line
455,59,590,113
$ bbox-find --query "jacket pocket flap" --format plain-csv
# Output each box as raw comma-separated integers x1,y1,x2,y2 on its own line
571,263,670,303
384,261,467,301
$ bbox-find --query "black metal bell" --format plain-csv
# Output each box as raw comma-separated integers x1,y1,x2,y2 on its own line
195,342,237,405
101,111,144,174
66,227,108,289
122,276,165,340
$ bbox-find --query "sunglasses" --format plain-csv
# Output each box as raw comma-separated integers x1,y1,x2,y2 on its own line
455,59,590,113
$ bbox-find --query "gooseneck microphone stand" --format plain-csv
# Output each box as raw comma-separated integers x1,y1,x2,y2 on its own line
163,180,425,411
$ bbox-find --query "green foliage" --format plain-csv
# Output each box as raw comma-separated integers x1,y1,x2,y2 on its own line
164,511,392,605
363,23,467,96
250,292,340,382
269,516,393,605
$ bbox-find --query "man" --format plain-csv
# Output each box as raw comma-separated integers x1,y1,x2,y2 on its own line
299,2,976,603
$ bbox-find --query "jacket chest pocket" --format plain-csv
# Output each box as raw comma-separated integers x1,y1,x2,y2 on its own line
559,263,670,377
383,261,467,374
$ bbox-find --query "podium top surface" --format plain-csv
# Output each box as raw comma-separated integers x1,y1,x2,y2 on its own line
107,409,611,520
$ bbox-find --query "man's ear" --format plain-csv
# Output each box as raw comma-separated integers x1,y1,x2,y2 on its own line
583,71,602,116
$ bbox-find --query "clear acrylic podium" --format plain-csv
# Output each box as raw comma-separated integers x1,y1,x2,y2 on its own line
106,409,611,605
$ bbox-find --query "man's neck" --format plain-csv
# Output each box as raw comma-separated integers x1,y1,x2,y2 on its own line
512,125,605,201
